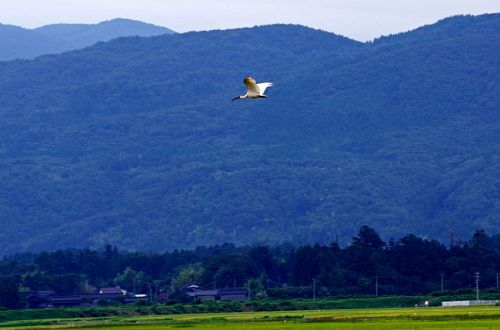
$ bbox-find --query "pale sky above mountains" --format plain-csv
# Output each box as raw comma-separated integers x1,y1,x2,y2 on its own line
1,0,499,41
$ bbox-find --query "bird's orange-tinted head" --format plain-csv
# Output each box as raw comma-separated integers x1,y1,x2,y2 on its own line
243,76,255,85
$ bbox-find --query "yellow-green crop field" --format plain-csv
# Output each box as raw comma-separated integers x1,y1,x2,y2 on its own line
1,306,500,330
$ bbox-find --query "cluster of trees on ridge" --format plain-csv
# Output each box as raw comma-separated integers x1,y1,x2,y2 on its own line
1,226,500,308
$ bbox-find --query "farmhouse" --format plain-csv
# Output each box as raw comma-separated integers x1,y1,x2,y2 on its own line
18,286,144,308
99,286,127,296
218,288,248,301
186,286,248,301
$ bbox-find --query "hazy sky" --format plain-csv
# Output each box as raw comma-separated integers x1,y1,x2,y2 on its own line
1,0,499,41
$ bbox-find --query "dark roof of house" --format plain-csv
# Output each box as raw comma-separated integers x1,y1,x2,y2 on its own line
20,290,55,298
187,289,218,297
218,288,248,295
99,287,124,294
51,295,83,302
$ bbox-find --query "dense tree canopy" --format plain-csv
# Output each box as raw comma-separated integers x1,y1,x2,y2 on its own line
2,227,500,309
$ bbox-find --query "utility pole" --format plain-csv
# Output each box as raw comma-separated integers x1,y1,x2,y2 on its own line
375,276,379,297
474,272,480,302
440,273,444,292
246,279,251,301
312,278,316,302
496,273,499,290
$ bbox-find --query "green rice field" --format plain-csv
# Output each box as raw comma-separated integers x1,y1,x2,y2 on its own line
1,306,500,330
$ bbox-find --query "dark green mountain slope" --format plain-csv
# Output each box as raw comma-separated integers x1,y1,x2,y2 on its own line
0,15,499,254
0,18,174,61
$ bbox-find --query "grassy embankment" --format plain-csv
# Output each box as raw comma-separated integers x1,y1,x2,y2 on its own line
0,295,423,323
1,306,500,329
1,294,500,329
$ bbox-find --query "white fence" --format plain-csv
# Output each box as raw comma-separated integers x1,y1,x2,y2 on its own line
442,300,499,307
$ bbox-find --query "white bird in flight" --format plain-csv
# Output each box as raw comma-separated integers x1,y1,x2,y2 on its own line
232,76,273,101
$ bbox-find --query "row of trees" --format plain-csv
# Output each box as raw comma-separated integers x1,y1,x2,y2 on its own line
1,226,500,308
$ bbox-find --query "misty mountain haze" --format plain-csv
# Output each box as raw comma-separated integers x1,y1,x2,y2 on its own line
0,18,174,61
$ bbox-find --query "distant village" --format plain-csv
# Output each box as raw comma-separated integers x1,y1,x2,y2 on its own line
21,285,249,308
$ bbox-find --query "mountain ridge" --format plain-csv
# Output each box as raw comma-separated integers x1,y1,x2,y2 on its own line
0,14,499,255
0,18,174,61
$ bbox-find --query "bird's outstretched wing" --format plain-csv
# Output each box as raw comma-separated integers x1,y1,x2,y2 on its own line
244,76,259,94
257,82,273,95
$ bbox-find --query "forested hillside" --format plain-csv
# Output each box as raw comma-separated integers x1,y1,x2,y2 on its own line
0,14,499,255
0,18,173,61
1,227,500,308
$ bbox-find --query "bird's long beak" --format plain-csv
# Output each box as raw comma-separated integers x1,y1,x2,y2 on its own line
231,96,240,102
